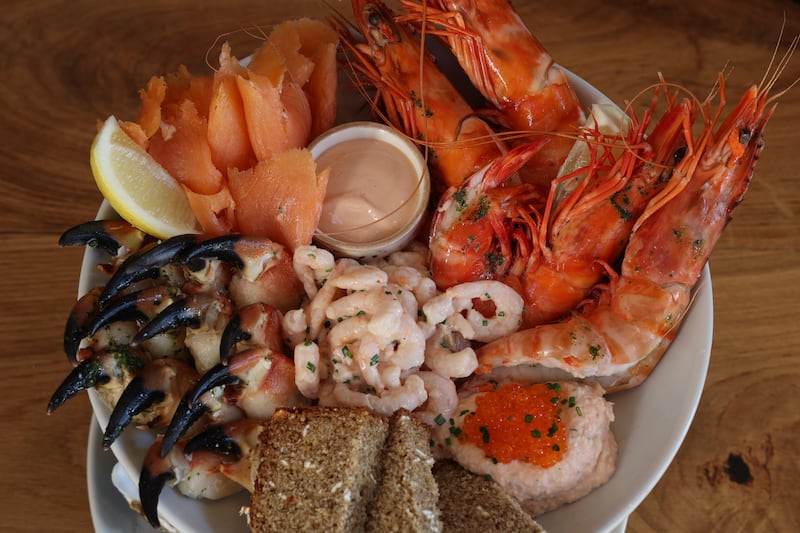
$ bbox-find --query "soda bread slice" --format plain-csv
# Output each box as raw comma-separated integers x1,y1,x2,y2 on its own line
366,410,442,532
249,406,389,533
433,460,546,533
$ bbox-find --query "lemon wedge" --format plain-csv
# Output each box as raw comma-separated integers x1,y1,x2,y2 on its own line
90,116,201,239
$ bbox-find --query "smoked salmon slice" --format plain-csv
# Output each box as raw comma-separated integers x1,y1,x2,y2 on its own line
228,148,329,251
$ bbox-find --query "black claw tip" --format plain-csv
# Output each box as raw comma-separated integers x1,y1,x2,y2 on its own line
139,464,174,529
133,297,201,345
58,220,143,256
177,234,245,272
89,286,175,338
103,376,166,449
184,425,243,457
159,397,208,458
47,359,109,414
219,313,249,364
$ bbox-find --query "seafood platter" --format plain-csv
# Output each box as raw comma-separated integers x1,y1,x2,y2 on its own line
47,0,795,532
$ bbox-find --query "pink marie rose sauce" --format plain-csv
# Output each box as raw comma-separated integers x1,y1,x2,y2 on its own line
316,137,422,244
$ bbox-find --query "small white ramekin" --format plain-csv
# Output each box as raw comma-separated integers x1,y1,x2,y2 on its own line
308,121,430,259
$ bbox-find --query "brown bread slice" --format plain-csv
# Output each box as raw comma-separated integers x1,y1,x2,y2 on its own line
366,411,442,533
249,406,389,533
433,460,546,533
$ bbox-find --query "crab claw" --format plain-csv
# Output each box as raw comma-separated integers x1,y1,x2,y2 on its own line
183,418,266,492
139,436,177,528
47,358,111,413
102,358,197,449
87,286,178,338
141,428,250,528
99,233,201,307
219,303,285,364
158,396,210,458
47,345,147,414
218,312,245,365
178,234,249,270
159,360,244,457
178,234,304,312
63,287,103,364
183,423,245,457
133,294,213,343
59,220,146,258
133,292,233,373
160,347,302,456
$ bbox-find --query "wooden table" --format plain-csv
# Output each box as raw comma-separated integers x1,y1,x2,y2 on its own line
2,0,798,531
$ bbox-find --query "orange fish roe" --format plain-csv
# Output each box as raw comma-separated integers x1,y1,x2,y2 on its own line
460,382,570,467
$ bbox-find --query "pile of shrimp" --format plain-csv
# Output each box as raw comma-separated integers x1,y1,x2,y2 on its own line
284,242,522,424
47,0,798,528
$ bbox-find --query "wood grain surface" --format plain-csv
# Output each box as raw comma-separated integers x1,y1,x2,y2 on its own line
1,0,798,531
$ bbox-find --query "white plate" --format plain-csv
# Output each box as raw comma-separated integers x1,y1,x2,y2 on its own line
80,68,712,533
87,416,159,532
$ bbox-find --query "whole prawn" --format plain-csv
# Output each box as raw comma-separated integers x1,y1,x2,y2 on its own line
430,86,693,329
399,0,586,186
339,0,508,188
477,51,797,392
